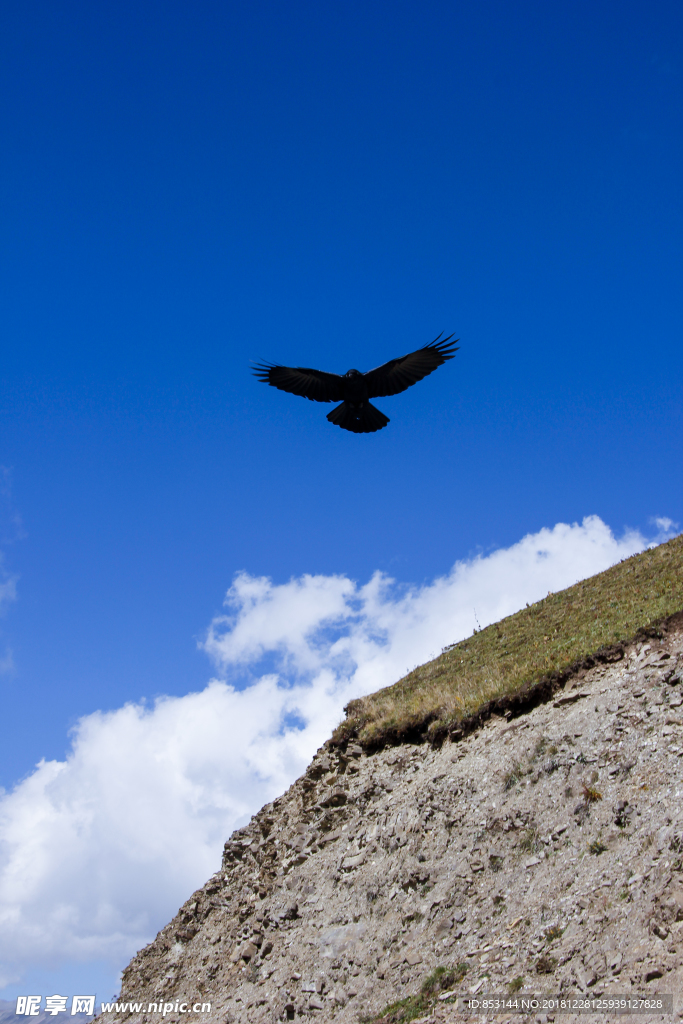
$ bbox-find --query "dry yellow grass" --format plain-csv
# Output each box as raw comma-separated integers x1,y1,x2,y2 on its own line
334,532,683,748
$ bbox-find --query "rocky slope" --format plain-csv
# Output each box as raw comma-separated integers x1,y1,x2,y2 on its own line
100,617,683,1024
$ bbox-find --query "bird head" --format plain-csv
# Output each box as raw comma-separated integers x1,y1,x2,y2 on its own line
344,369,362,378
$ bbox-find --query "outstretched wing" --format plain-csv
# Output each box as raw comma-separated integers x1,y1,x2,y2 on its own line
363,333,459,399
252,362,345,403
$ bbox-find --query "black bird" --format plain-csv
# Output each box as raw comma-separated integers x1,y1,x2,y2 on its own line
253,333,458,433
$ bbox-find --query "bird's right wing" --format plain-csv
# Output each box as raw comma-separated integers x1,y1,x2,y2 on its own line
363,334,459,398
252,362,345,403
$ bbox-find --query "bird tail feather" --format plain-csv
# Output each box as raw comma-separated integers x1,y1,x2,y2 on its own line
326,401,389,433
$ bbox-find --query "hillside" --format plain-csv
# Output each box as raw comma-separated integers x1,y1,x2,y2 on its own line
336,533,683,749
97,536,683,1024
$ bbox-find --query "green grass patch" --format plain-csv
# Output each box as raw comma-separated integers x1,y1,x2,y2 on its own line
519,826,540,853
503,762,526,791
334,534,683,748
363,964,467,1024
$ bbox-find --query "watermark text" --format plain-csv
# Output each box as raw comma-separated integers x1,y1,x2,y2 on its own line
15,998,211,1017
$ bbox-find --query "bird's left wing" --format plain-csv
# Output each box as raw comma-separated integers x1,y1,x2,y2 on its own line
252,362,345,403
363,334,459,398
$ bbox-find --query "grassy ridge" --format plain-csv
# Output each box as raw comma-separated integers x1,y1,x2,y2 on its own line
335,533,683,748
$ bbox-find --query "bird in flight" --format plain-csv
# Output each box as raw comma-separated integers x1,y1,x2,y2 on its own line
253,333,458,433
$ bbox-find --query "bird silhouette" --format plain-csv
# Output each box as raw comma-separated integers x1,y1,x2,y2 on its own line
253,333,458,433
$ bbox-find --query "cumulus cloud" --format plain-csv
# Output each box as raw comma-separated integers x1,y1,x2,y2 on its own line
0,515,672,988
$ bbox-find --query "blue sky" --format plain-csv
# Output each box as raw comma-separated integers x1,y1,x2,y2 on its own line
0,0,681,1000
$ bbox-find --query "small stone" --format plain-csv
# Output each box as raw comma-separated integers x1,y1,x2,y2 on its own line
525,857,541,868
317,828,342,845
554,692,588,707
319,788,348,808
574,964,597,989
609,953,623,972
405,951,423,966
342,851,367,870
308,995,324,1010
561,921,581,945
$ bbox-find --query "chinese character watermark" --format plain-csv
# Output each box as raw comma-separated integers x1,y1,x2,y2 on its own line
16,997,41,1016
45,996,68,1016
71,998,95,1016
15,996,96,1016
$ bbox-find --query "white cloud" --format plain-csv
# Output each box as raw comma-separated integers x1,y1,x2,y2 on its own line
651,516,679,543
0,515,673,989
